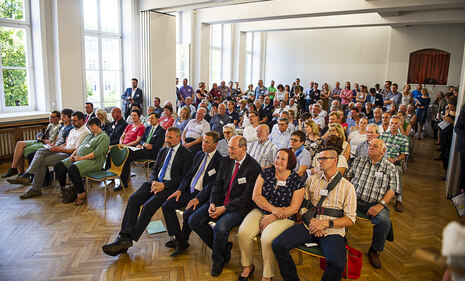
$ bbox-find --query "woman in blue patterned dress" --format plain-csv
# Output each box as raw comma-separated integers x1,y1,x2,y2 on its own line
414,88,431,139
237,148,305,281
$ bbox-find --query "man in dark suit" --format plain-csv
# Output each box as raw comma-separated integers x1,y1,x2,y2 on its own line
121,78,144,119
84,102,96,124
189,135,261,276
107,107,128,145
161,131,222,257
115,112,166,191
102,127,193,256
455,104,465,194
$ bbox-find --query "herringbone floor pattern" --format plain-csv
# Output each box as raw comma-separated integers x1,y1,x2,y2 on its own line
0,139,463,281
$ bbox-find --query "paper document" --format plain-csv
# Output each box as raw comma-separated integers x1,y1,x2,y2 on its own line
147,220,166,234
451,193,465,217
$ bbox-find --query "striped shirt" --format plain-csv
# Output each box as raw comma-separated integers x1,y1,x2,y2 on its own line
380,131,409,158
248,140,278,168
300,172,357,237
346,156,399,204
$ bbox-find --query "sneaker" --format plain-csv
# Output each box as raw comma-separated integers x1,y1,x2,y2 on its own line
102,235,133,256
19,188,42,199
2,168,18,178
7,175,31,186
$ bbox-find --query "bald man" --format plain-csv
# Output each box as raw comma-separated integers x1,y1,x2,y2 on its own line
107,107,128,145
247,124,278,168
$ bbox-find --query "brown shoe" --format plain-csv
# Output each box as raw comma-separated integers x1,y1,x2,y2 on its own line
367,250,381,269
395,200,403,212
19,188,42,199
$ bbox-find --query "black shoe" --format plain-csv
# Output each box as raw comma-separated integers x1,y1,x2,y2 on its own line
2,168,18,178
114,183,125,192
42,180,53,189
102,235,133,256
223,241,233,265
170,241,190,257
211,263,224,277
238,264,255,281
165,238,176,248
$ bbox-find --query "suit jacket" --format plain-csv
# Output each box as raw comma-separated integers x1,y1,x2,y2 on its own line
85,112,96,124
149,145,193,190
210,154,261,217
140,125,166,159
455,104,465,153
177,150,223,205
121,87,143,112
107,119,128,145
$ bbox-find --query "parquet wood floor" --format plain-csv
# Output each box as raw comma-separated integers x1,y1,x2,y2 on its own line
0,139,464,281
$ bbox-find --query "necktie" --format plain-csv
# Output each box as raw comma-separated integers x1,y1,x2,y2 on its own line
224,162,240,205
190,153,208,193
145,127,155,143
158,148,173,182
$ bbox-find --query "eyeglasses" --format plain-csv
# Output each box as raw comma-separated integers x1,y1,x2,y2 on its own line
290,138,301,142
278,123,287,126
317,157,336,162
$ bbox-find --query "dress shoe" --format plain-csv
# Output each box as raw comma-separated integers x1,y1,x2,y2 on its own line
7,175,31,186
165,238,176,248
114,183,124,192
19,188,41,199
367,249,381,269
102,235,133,256
395,200,403,212
223,241,233,265
2,168,18,178
211,263,224,277
170,241,190,257
238,264,255,281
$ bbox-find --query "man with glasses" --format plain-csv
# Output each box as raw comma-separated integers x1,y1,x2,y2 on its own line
380,116,408,212
269,117,291,149
273,146,357,281
210,103,232,137
247,124,277,168
346,139,398,269
11,111,90,199
289,130,312,177
243,111,260,143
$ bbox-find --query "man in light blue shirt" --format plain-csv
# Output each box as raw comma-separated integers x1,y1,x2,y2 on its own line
269,117,291,149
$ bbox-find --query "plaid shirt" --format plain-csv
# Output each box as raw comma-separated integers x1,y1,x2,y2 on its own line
380,131,409,159
346,156,399,204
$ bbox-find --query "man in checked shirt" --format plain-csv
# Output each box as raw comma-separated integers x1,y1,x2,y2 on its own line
345,138,399,269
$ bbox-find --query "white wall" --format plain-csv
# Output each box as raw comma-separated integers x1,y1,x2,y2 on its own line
265,26,391,89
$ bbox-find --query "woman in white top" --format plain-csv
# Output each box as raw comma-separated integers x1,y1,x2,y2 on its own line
275,84,289,103
311,135,348,175
348,117,368,158
401,83,413,107
327,123,351,162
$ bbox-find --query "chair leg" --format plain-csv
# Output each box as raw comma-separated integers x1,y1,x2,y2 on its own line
104,181,108,203
298,251,303,265
345,250,349,280
120,178,128,199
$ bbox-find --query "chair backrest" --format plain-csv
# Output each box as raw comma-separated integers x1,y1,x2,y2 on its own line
109,145,129,176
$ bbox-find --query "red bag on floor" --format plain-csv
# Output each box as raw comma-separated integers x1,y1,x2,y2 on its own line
319,245,363,279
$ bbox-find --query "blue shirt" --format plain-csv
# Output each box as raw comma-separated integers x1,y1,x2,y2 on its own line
412,89,421,99
255,86,267,100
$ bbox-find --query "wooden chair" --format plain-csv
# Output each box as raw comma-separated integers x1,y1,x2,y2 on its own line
85,145,129,202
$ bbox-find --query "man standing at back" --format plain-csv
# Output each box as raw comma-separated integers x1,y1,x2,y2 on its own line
179,78,194,107
102,127,193,256
121,78,143,119
189,136,261,277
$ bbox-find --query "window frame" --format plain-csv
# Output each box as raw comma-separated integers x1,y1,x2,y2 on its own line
209,23,223,88
82,0,123,110
0,0,36,112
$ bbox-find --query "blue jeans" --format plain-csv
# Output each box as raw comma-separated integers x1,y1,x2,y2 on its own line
188,202,244,264
357,200,391,252
272,224,346,281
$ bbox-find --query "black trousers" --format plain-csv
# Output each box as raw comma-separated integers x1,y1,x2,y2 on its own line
54,162,85,193
120,182,173,241
186,137,202,155
120,148,155,185
161,190,199,242
460,152,465,191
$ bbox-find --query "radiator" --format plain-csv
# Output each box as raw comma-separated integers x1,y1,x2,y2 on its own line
0,126,45,159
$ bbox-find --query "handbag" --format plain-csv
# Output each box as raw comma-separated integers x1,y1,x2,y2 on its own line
320,245,363,279
61,185,77,203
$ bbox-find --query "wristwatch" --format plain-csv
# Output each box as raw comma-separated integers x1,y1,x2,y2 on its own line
328,220,334,228
380,200,387,208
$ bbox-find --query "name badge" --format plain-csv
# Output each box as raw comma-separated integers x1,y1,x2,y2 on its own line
319,189,328,196
208,169,216,176
310,143,317,148
277,180,286,186
84,144,91,148
375,172,383,178
238,177,246,184
132,127,136,131
220,120,224,125
112,125,116,129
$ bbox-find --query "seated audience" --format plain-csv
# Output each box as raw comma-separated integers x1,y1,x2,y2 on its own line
159,105,175,130
161,131,222,257
142,106,155,127
102,127,193,256
54,117,110,205
304,120,324,160
247,124,278,168
95,108,111,132
289,130,311,177
355,124,381,158
369,107,383,125
106,107,128,146
272,146,356,281
210,103,232,136
242,111,260,143
327,123,351,162
125,104,144,124
174,106,191,132
84,102,96,124
379,112,391,133
153,97,164,116
348,117,368,159
269,117,291,149
346,139,399,269
238,148,304,281
226,100,239,126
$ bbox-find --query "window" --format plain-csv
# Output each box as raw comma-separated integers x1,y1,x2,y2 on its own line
176,44,190,82
210,24,222,87
0,0,34,111
175,12,190,82
83,0,122,109
244,32,252,88
407,49,450,85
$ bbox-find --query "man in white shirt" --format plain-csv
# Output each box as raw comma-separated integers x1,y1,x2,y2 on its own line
242,111,260,143
13,111,90,199
312,104,326,130
182,107,210,155
285,98,298,114
269,117,291,149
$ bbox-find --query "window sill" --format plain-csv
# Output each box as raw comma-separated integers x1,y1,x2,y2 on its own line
0,111,50,125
